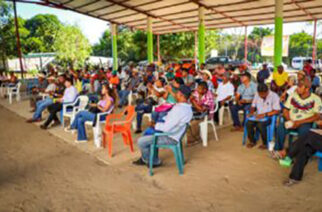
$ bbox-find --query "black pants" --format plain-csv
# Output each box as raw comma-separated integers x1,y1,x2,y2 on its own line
246,119,270,145
43,102,62,127
288,131,322,181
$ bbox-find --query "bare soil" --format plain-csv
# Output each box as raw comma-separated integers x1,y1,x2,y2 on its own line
0,105,321,212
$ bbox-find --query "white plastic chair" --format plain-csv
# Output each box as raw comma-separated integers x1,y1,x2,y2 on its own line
62,95,89,127
219,105,231,126
199,101,219,147
85,105,114,148
131,108,153,130
7,82,21,104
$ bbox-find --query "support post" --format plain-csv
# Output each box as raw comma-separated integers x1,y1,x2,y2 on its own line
111,23,118,71
147,17,153,64
198,6,205,66
13,0,24,79
194,31,198,68
244,26,248,62
312,19,317,63
274,0,283,71
157,34,161,64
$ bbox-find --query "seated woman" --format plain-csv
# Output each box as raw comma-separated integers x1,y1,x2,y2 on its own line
134,78,166,134
65,83,115,142
151,77,184,124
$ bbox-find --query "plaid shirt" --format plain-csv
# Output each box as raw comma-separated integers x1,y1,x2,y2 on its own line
192,90,215,117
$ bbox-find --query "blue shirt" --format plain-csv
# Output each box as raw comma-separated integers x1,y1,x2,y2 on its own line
257,69,270,83
237,81,257,101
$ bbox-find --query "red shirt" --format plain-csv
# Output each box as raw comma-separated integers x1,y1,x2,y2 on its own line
303,64,313,76
211,75,218,89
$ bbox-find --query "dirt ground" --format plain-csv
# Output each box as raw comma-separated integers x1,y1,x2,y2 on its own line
0,104,321,212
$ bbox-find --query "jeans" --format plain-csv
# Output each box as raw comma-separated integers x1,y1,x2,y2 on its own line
33,97,53,120
288,131,322,181
135,103,153,130
229,103,251,127
275,122,313,151
151,111,168,123
246,119,271,145
118,90,130,106
70,110,96,141
138,135,178,165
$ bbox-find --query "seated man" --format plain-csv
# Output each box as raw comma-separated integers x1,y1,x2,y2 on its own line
230,72,257,131
271,65,288,95
26,75,64,123
246,83,280,149
280,120,322,186
29,74,48,111
118,69,140,107
275,78,321,151
133,85,193,167
187,81,215,145
181,68,194,88
214,72,234,123
40,77,78,129
200,70,214,93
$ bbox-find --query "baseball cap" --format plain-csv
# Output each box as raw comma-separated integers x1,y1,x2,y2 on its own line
178,85,192,99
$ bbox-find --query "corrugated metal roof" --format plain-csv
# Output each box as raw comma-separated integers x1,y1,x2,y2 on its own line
44,0,322,34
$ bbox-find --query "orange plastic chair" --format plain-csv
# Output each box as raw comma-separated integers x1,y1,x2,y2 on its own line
102,106,135,157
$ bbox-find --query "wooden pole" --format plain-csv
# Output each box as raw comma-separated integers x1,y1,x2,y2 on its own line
312,19,317,63
244,26,248,62
13,0,24,79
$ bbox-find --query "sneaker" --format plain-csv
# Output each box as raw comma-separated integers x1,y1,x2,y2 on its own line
258,144,267,150
279,156,292,167
132,158,146,166
51,121,61,128
283,178,300,187
64,127,76,134
40,125,47,130
134,129,142,134
75,139,87,144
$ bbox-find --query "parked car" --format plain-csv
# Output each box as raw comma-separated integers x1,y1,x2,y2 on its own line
205,56,243,69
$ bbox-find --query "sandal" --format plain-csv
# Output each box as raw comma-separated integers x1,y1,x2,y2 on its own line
283,179,300,187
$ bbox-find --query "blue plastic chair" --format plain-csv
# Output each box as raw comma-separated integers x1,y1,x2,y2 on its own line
149,124,188,176
242,114,277,147
314,152,322,172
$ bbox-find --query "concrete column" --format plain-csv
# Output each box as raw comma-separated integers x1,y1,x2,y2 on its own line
274,0,283,70
198,6,205,65
110,23,118,70
147,17,153,63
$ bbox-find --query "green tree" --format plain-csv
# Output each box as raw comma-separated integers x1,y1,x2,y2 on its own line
54,25,91,69
25,14,62,52
288,31,313,64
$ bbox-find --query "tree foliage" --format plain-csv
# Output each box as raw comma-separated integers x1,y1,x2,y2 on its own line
54,25,91,69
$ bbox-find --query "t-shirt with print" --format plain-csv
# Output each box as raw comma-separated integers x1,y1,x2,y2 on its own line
284,92,322,121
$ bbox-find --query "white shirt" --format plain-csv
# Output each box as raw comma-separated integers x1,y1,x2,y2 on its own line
155,103,193,141
217,82,234,102
286,86,297,95
45,83,56,93
62,86,78,103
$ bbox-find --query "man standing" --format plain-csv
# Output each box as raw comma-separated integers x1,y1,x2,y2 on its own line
256,63,270,84
246,84,281,149
133,85,193,167
230,72,257,131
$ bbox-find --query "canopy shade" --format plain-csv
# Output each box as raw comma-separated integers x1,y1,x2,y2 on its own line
19,0,322,34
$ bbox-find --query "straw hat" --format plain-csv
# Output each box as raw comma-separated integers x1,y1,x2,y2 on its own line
47,76,56,80
201,69,212,79
37,73,45,78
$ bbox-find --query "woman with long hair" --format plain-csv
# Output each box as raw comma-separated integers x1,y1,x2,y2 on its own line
65,83,115,142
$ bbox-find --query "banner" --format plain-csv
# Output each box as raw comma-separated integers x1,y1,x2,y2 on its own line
261,35,289,57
